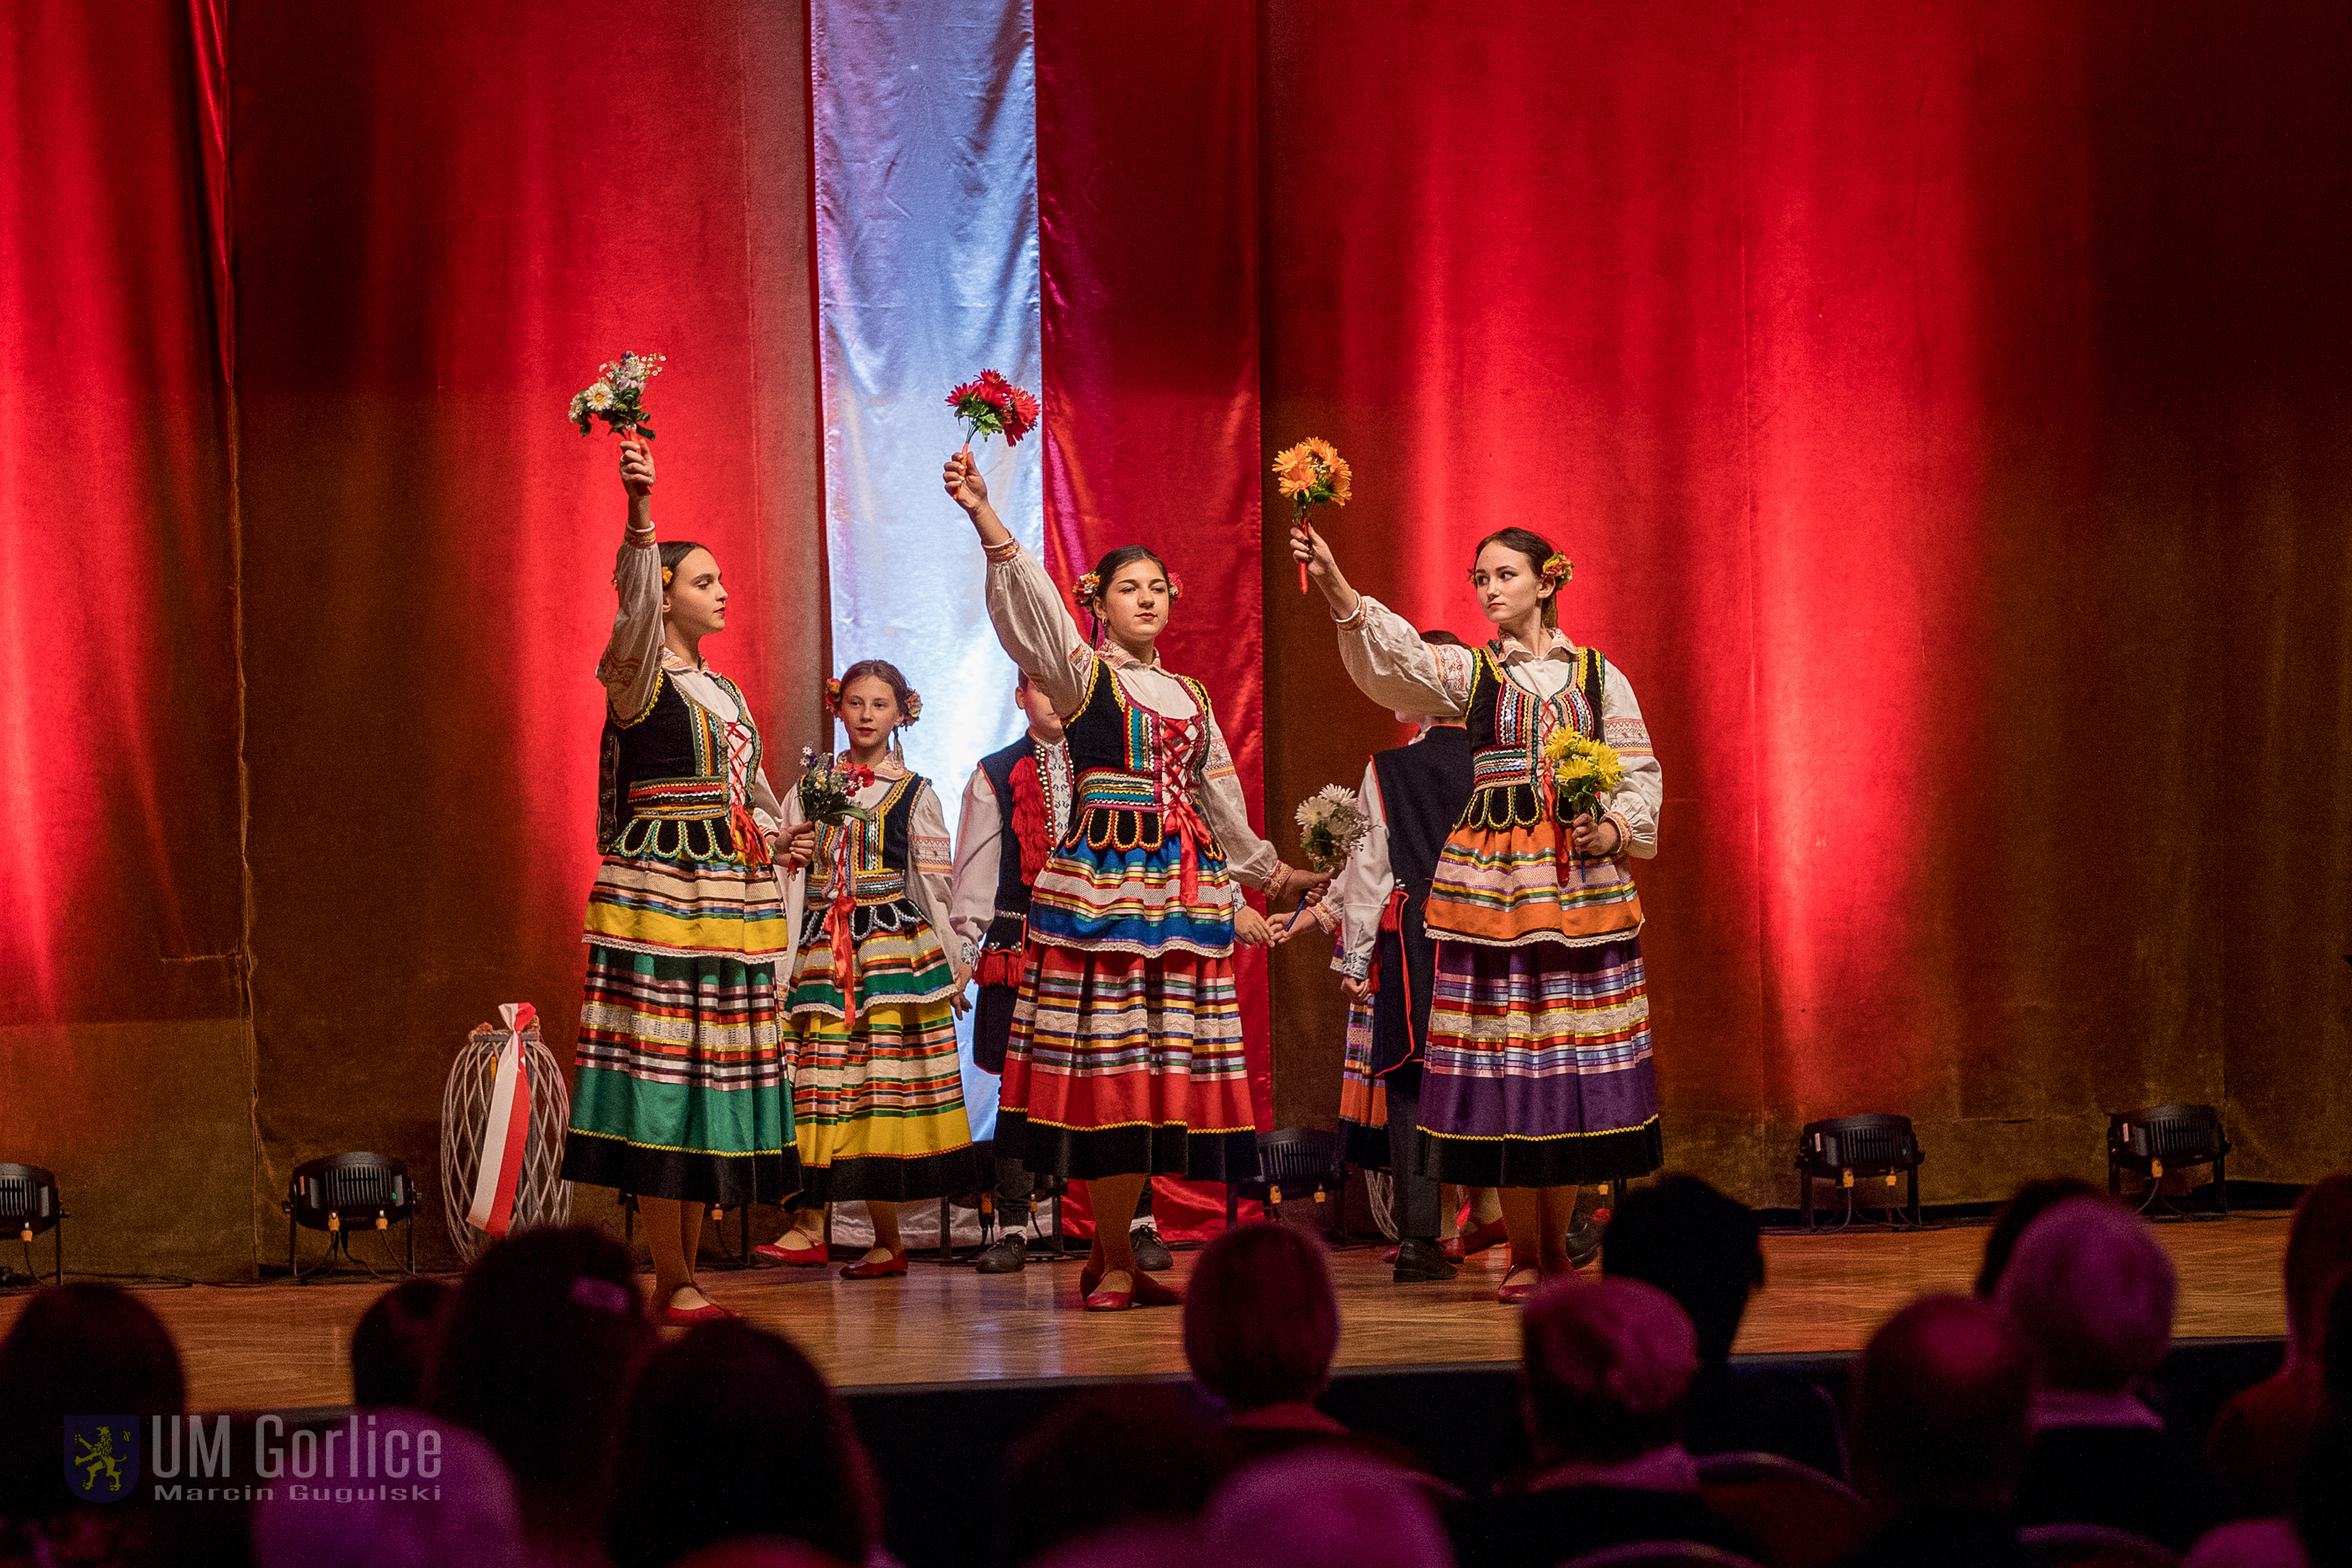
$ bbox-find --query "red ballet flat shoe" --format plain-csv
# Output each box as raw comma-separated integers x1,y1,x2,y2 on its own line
1130,1271,1184,1308
840,1252,909,1280
662,1299,734,1325
1083,1276,1134,1312
755,1240,829,1267
1458,1217,1510,1257
1496,1269,1543,1305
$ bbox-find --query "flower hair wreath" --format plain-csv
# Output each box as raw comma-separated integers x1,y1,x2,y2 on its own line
1074,568,1183,604
1540,552,1574,589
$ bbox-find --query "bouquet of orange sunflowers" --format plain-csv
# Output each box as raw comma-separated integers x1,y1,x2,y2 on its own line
1273,437,1351,593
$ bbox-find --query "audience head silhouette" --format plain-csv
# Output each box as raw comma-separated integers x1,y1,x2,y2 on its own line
425,1225,653,1552
1601,1172,1763,1365
1205,1451,1451,1568
2282,1173,2352,1362
1852,1294,2034,1518
1183,1219,1342,1413
253,1412,524,1568
607,1318,877,1568
1995,1197,2175,1393
1974,1175,2106,1298
0,1284,184,1520
997,1383,1233,1566
349,1275,454,1409
1520,1275,1699,1463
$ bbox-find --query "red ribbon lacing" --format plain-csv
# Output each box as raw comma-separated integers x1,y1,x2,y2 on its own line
823,870,860,1030
1157,717,1208,906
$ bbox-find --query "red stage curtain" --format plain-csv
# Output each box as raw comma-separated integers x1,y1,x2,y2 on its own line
1260,1,2352,1195
1037,0,1274,1131
0,1,256,1271
222,1,824,1261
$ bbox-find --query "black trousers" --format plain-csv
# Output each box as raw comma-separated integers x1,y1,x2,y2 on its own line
1387,1064,1444,1240
991,1147,1154,1226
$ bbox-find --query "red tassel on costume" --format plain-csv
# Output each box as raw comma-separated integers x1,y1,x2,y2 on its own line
975,947,1027,989
733,802,773,868
1009,755,1051,884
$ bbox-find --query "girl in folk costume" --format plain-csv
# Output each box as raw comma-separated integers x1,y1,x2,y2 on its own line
1291,521,1665,1304
757,660,985,1278
563,438,806,1326
943,447,1330,1311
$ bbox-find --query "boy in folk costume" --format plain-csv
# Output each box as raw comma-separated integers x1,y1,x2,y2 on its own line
1323,630,1508,1283
948,671,1168,1274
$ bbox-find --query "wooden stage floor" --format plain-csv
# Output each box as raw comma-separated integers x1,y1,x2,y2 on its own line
2,1213,2290,1412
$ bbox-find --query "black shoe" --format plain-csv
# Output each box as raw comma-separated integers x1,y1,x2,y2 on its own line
1130,1223,1174,1273
1393,1237,1460,1283
975,1232,1028,1274
1564,1215,1604,1271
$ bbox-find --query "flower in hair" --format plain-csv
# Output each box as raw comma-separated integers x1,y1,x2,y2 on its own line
660,566,674,587
1165,571,1185,600
903,689,923,724
1074,571,1102,606
824,676,844,709
1540,552,1574,588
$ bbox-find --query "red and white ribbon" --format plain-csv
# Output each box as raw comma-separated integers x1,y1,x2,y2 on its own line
465,1002,537,1238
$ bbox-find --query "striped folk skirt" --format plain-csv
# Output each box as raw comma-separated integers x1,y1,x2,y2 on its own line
998,943,1259,1183
783,897,982,1205
562,946,796,1206
1336,993,1393,1169
1417,934,1663,1187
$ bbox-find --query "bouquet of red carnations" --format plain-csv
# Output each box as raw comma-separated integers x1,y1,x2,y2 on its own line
947,370,1040,450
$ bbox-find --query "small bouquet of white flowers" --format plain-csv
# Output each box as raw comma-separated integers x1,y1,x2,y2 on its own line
796,746,877,827
1295,783,1371,874
568,351,665,439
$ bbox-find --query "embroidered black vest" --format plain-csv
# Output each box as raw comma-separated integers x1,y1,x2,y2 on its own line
1458,642,1607,832
598,669,759,862
978,738,1048,952
809,769,921,899
1061,655,1217,856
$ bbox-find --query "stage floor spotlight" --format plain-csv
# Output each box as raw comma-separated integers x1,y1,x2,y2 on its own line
0,1164,64,1285
2107,1104,2230,1220
284,1153,417,1281
1796,1114,1924,1230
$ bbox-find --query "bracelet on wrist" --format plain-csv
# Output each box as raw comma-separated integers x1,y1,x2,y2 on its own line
982,536,1021,563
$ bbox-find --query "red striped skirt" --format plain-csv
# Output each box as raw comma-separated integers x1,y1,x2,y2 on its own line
996,944,1259,1182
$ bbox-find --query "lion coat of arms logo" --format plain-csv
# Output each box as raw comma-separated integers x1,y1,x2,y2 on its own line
64,1416,141,1503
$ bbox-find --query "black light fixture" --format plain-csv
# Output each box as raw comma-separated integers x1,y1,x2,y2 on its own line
0,1164,64,1285
1226,1127,1344,1236
2107,1104,2230,1219
1796,1113,1924,1229
284,1153,418,1281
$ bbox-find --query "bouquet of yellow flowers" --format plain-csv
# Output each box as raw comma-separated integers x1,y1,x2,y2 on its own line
1542,729,1625,828
1273,437,1351,593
